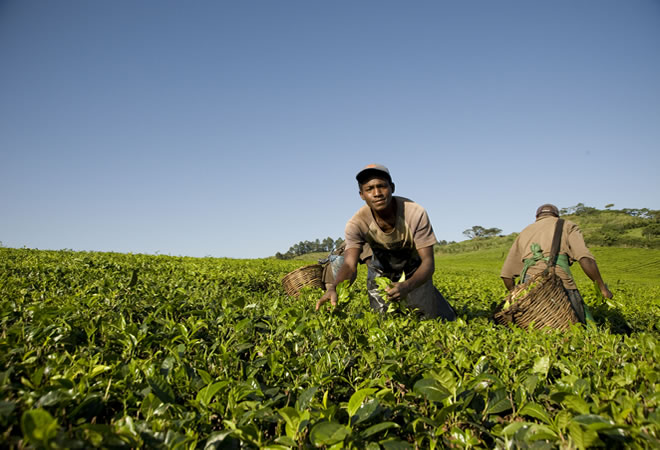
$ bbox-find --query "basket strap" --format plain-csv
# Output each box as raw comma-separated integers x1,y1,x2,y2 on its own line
549,219,564,267
545,219,564,274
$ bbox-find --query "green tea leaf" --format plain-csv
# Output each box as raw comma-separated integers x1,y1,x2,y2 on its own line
196,381,227,406
353,398,380,425
562,394,590,415
296,386,318,411
501,421,529,436
472,355,489,377
147,374,176,404
204,430,235,449
374,277,392,292
381,438,413,449
374,276,393,305
0,401,16,421
526,424,558,441
336,280,351,304
198,369,212,385
413,378,450,402
487,397,512,415
360,421,399,438
532,355,550,376
572,414,626,438
278,407,301,439
21,409,58,447
89,364,112,378
433,368,457,393
274,436,296,447
309,421,349,446
568,422,600,450
518,402,552,425
522,374,539,394
347,387,377,419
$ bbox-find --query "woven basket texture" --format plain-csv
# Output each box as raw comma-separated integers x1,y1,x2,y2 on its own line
494,270,579,331
282,264,324,297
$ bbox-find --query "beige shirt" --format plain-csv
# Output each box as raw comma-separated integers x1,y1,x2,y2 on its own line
344,196,436,275
501,216,594,289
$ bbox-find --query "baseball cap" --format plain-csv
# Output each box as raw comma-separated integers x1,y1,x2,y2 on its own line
536,204,559,217
356,164,392,183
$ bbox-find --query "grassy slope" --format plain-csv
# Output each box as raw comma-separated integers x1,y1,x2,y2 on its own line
564,209,660,247
295,239,660,286
435,240,660,285
562,210,646,236
291,251,329,261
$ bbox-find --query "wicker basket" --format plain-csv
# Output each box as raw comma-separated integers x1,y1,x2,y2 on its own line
282,264,324,297
494,270,579,331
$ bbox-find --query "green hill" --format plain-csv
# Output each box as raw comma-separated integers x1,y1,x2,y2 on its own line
435,235,516,255
562,207,659,247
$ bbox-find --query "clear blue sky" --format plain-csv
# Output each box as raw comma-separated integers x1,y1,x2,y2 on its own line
2,1,659,259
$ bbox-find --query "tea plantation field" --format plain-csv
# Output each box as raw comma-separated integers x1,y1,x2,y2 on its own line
1,247,658,448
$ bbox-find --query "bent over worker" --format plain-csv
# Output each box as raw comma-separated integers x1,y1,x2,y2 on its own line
500,204,612,323
316,164,456,320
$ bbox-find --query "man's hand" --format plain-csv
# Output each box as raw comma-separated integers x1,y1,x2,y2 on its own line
316,288,338,311
501,277,515,292
316,247,360,312
599,283,613,299
383,246,434,302
386,282,410,302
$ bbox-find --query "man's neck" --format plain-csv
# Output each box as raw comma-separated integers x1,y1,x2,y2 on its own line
371,198,397,231
535,214,558,222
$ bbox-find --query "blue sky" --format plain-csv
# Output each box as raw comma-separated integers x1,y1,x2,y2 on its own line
2,1,659,259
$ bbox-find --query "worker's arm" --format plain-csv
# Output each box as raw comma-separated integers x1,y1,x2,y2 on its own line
500,238,521,292
501,276,516,291
386,246,435,302
578,257,613,299
316,247,360,311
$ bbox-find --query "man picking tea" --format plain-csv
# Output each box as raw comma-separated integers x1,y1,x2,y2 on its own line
500,204,613,323
315,164,456,320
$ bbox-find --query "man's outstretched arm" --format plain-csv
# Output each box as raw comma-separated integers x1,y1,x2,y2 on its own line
578,257,613,299
316,247,361,311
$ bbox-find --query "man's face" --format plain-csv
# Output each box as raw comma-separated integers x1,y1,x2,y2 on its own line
359,176,395,212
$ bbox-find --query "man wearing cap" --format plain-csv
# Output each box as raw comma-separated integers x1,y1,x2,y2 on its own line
500,204,612,323
315,164,457,320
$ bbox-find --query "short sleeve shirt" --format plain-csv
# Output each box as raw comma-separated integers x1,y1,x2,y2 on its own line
500,216,594,289
344,196,437,276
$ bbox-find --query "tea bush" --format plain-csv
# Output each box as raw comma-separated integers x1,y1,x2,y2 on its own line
0,248,658,448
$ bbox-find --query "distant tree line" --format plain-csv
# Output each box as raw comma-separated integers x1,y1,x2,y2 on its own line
561,203,658,220
275,237,344,259
278,204,659,259
462,225,503,240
